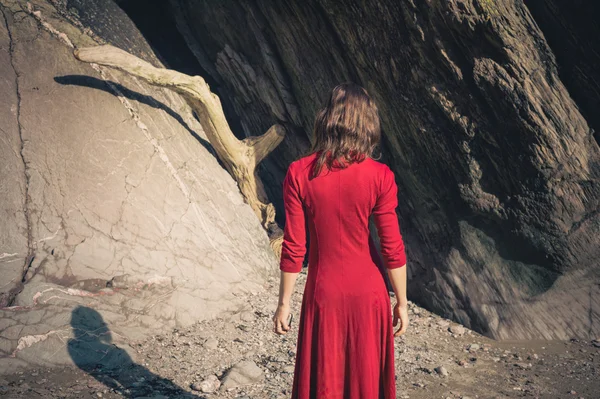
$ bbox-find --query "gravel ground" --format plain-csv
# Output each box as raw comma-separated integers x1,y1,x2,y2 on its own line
1,271,599,398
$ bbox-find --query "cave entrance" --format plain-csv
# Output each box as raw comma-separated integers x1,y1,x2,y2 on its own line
115,0,202,76
115,0,245,136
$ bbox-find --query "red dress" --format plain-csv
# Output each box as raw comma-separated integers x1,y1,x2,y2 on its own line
280,152,407,399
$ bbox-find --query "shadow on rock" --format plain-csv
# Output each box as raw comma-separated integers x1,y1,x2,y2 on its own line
54,74,217,158
68,306,202,398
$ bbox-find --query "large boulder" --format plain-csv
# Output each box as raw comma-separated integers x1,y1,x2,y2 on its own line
164,0,600,339
0,0,277,372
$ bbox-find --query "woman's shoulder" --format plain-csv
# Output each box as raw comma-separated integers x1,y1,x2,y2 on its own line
363,157,393,177
288,152,319,174
296,151,319,165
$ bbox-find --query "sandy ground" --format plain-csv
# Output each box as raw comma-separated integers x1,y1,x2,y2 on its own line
1,271,598,398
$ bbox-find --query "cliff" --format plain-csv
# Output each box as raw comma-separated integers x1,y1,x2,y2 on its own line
0,0,277,372
163,0,600,339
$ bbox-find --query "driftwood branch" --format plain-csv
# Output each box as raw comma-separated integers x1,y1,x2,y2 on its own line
74,45,285,255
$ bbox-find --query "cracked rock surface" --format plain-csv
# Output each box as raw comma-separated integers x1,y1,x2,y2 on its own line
0,0,277,373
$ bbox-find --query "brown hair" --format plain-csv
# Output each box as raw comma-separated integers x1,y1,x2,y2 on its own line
307,82,382,179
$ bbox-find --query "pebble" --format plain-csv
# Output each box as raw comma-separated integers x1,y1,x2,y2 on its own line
467,343,480,351
282,365,295,374
191,374,221,393
449,325,466,335
197,330,212,339
240,311,256,323
221,360,264,389
434,366,449,376
204,337,219,350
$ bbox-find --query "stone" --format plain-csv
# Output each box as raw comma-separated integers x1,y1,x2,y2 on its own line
282,365,295,374
437,320,450,328
240,311,257,323
191,375,220,393
221,360,264,390
204,337,219,350
0,0,277,373
449,325,466,336
434,366,449,376
467,344,480,352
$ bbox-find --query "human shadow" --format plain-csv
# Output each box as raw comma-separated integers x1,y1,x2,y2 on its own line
67,306,202,398
54,75,217,158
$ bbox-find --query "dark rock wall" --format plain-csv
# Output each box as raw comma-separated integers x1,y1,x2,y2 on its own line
524,0,600,147
164,0,600,339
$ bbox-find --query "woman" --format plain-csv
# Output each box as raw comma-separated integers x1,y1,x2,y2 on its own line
272,82,408,399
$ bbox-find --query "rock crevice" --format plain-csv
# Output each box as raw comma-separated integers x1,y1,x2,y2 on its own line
0,4,35,306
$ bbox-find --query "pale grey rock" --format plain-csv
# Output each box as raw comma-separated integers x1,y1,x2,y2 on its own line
437,319,450,328
0,0,277,373
204,337,219,350
221,360,264,390
191,374,220,393
240,310,257,323
196,330,211,340
467,344,480,351
449,325,466,336
282,365,295,374
0,0,29,309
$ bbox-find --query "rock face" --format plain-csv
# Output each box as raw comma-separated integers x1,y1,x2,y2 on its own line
0,0,277,372
524,0,600,149
163,0,600,339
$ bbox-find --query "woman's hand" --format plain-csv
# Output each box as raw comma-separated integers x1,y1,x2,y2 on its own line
272,304,291,335
393,302,409,337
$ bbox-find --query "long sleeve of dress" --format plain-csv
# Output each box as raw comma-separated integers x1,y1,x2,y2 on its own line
279,165,307,273
372,166,407,269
